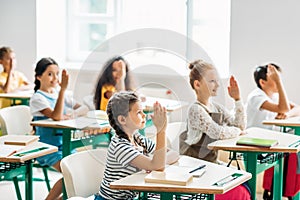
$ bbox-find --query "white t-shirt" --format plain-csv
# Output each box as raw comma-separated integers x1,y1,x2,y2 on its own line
30,89,76,116
246,88,278,130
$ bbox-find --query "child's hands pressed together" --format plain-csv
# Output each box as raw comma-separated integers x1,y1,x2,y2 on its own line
151,102,167,133
59,69,69,91
227,75,240,101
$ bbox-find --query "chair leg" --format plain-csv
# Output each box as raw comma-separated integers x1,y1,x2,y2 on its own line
12,176,22,200
42,167,51,192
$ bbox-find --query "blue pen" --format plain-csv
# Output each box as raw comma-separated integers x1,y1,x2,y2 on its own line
189,164,206,173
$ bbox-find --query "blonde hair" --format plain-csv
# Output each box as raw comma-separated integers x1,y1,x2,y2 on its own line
188,59,215,89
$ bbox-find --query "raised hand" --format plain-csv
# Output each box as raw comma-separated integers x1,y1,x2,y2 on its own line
59,69,69,91
151,102,167,133
267,64,281,84
227,75,240,101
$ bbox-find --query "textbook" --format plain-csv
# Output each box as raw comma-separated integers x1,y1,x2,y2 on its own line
4,135,39,146
144,165,193,186
236,137,278,147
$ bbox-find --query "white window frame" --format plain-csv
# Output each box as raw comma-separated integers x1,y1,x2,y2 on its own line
66,0,120,62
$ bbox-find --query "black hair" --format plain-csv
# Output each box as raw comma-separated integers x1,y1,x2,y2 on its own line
254,63,281,89
93,56,135,110
34,57,58,92
106,91,140,141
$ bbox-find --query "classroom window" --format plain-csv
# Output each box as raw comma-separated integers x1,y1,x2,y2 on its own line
66,0,230,77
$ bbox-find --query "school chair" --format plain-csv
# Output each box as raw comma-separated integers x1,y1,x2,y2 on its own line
60,148,107,198
83,95,95,110
0,105,52,193
166,121,186,152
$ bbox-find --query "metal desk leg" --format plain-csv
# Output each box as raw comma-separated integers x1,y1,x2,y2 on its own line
25,160,33,200
207,194,215,200
245,152,258,200
62,128,72,158
293,127,300,136
273,157,283,200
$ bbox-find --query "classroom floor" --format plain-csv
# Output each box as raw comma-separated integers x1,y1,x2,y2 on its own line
0,167,61,200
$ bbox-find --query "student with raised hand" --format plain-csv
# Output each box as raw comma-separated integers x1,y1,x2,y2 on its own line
180,59,250,199
95,91,167,200
93,56,135,111
246,63,300,199
0,46,31,107
30,57,88,200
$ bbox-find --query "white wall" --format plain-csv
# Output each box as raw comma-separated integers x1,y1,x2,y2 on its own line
230,0,300,103
0,0,37,82
2,0,300,110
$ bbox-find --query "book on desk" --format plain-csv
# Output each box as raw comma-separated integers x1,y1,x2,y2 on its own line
0,135,40,157
236,137,278,147
144,165,204,186
4,135,39,146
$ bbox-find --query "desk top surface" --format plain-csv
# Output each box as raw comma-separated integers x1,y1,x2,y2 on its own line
263,117,300,127
30,116,110,130
142,96,188,112
208,127,300,153
0,135,58,163
110,155,251,194
0,90,33,98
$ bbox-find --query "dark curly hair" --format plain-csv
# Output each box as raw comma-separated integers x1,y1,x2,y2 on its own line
106,91,139,141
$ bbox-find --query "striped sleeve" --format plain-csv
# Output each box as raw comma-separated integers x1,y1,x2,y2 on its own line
114,140,141,167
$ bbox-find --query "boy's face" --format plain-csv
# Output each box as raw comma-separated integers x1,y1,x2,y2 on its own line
263,77,278,92
0,52,16,70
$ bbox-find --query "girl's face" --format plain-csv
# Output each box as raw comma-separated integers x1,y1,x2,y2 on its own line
0,52,16,70
124,101,146,131
37,64,60,90
112,60,126,83
199,69,220,97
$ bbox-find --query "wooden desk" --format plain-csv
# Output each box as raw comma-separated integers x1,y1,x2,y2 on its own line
0,135,58,200
263,117,300,136
110,155,252,200
208,127,300,200
0,90,33,106
30,117,112,158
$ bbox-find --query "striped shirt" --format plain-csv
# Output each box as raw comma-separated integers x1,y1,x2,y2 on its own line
99,132,155,199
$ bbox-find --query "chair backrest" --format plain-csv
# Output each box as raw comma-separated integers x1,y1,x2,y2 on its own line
83,95,95,110
61,149,107,198
0,105,33,135
166,121,187,152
